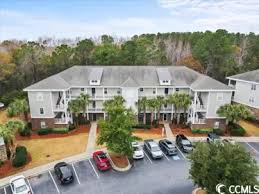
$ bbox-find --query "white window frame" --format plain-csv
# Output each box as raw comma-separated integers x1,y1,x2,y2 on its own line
36,92,44,102
81,88,84,92
139,88,144,92
104,88,108,94
39,107,45,115
217,93,223,101
251,84,256,91
40,121,46,129
153,88,156,94
249,96,255,103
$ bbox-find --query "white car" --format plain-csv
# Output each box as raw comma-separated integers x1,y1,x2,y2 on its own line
9,175,33,194
132,142,144,159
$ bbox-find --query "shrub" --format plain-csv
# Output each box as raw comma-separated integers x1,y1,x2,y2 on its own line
78,118,90,125
152,120,159,128
133,124,151,129
0,160,4,167
12,146,28,168
0,90,27,106
68,123,76,131
51,128,69,134
27,122,32,130
229,124,246,136
213,128,225,136
37,128,52,135
18,128,31,136
192,128,213,134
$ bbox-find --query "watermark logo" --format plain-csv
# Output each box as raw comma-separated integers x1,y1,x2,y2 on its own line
216,184,259,194
216,183,226,194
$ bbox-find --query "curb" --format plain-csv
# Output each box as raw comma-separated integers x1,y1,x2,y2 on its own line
107,153,132,172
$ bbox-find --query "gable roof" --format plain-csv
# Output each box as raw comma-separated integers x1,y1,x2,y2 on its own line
227,69,259,83
24,65,232,91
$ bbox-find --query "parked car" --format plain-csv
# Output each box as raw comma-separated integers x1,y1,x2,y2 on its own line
223,138,236,145
159,139,177,156
176,134,193,153
207,133,221,143
93,151,111,171
144,139,163,159
54,162,74,184
9,175,33,194
132,142,144,159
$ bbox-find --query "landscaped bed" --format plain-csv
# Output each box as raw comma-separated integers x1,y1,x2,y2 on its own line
171,125,209,137
133,125,164,140
108,152,129,168
239,120,259,136
0,109,20,124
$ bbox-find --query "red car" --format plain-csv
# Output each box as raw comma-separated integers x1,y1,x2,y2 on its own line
92,151,111,171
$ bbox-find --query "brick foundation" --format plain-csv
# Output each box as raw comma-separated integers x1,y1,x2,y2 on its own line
191,118,227,129
31,118,68,130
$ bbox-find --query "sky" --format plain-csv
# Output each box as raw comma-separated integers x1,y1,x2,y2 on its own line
1,0,259,40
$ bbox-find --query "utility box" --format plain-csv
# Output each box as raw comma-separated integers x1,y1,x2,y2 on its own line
0,137,7,161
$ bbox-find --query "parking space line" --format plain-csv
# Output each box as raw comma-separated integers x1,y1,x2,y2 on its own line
162,152,170,161
88,159,100,179
176,146,186,160
143,150,153,164
72,163,81,184
4,187,6,194
48,170,60,193
27,179,34,193
246,142,259,154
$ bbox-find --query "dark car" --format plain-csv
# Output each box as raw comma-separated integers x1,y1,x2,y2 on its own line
93,151,111,171
159,139,177,156
54,162,74,184
176,134,193,153
207,133,221,143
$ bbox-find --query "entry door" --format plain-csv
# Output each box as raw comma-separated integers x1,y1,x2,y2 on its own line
93,114,97,121
163,114,167,121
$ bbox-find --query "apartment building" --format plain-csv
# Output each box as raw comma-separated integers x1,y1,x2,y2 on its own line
24,66,233,129
227,69,259,118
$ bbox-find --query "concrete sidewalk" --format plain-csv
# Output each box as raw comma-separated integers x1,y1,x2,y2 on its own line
86,122,97,155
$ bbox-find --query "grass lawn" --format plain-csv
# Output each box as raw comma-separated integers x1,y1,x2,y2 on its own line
239,120,259,136
17,133,88,169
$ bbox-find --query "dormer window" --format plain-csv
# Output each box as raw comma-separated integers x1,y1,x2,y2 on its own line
89,80,100,85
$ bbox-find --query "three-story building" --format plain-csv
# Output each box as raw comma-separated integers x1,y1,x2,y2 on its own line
24,66,233,129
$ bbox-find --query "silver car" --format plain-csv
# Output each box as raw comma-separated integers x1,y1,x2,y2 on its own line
144,139,163,159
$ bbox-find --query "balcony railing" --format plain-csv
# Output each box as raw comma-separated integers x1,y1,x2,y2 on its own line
88,108,104,112
54,118,66,124
54,104,65,110
196,104,206,111
194,118,206,124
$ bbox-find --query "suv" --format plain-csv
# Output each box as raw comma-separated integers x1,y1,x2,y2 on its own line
159,139,177,156
54,162,74,184
207,133,221,143
144,139,163,159
176,134,193,153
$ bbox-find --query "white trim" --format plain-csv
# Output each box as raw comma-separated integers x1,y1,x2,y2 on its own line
50,92,54,114
205,116,226,119
190,88,235,92
31,116,54,119
232,99,259,109
227,77,259,85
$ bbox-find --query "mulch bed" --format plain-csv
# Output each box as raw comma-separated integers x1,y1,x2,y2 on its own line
0,153,32,178
16,124,90,140
109,153,129,168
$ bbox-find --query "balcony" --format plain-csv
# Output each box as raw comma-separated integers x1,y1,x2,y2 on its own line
194,118,206,124
160,108,172,112
88,108,104,112
54,118,66,124
196,104,206,111
53,104,65,111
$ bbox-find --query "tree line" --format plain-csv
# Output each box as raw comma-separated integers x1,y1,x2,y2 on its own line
1,30,259,104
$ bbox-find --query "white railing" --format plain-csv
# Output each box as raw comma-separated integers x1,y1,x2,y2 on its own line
161,108,172,111
194,118,206,124
54,118,66,124
54,104,65,110
88,108,104,112
196,104,206,110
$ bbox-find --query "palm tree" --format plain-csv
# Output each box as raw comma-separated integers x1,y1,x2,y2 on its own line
155,96,165,122
68,99,81,126
179,93,192,123
147,98,157,125
78,93,90,121
0,120,25,159
138,97,148,124
167,93,182,124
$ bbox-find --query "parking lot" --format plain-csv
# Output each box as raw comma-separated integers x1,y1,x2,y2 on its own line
1,142,259,194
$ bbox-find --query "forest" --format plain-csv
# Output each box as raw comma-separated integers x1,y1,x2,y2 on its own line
0,29,259,105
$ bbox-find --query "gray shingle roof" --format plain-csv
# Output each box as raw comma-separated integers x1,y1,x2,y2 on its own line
227,69,259,83
24,65,232,91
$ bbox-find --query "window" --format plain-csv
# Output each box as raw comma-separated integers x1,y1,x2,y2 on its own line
81,88,84,91
36,93,43,102
164,88,169,95
251,84,257,91
117,89,121,94
40,121,46,129
214,122,219,129
164,104,167,108
92,101,96,108
39,108,44,115
153,88,156,94
175,88,179,92
249,97,255,103
217,93,223,101
139,88,144,92
162,80,169,83
92,88,96,94
104,88,108,94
